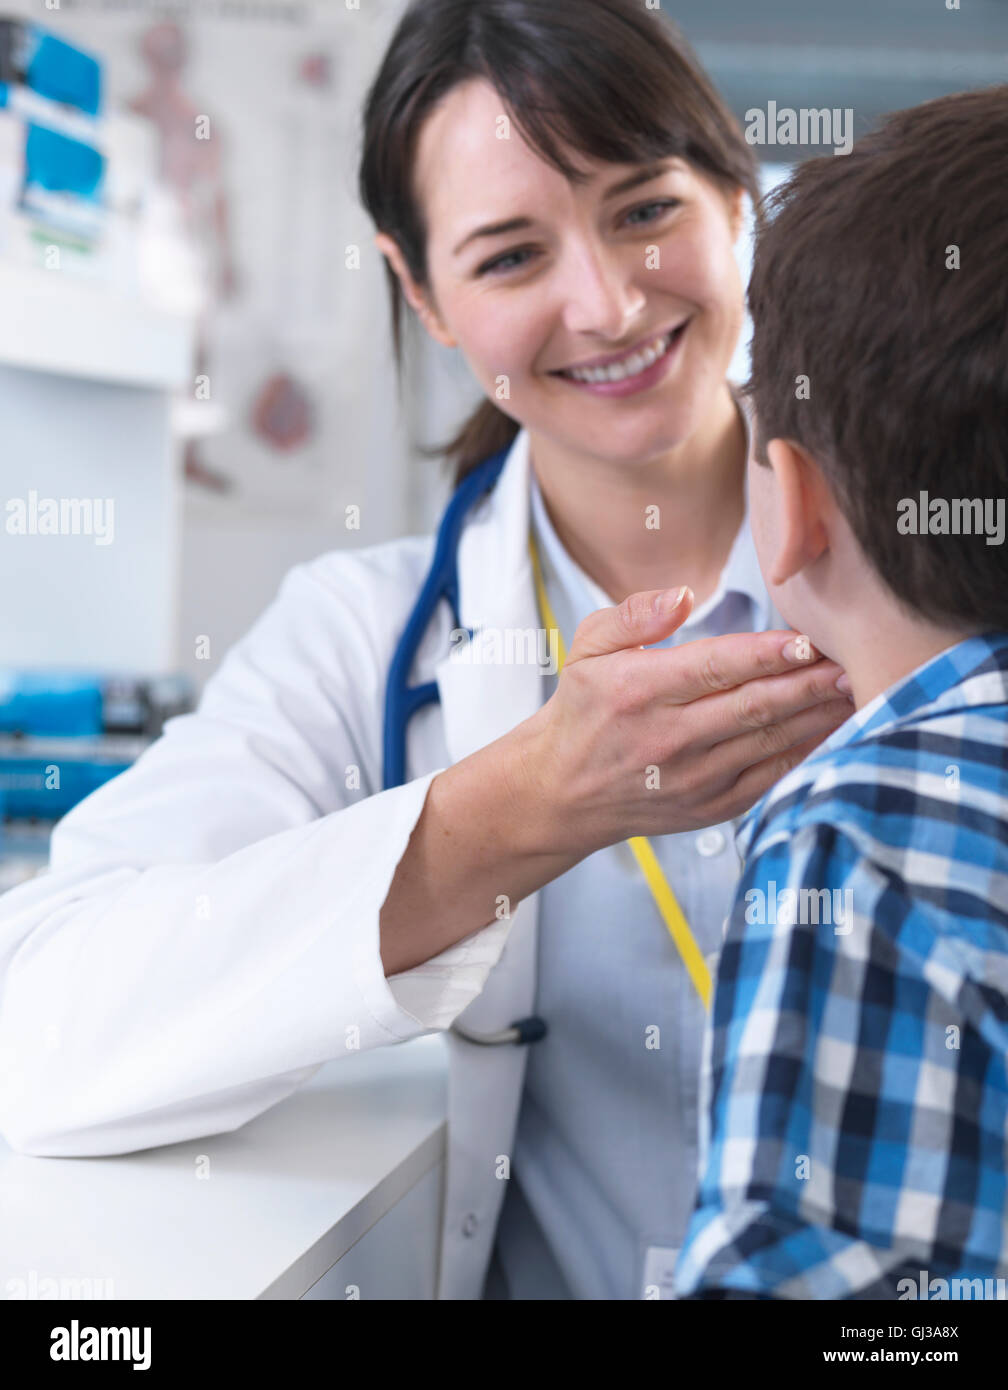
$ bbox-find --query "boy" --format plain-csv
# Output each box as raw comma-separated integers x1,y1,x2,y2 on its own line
675,86,1008,1299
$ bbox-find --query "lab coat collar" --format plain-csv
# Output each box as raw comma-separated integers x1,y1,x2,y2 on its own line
431,431,543,1304
454,426,536,635
433,430,543,765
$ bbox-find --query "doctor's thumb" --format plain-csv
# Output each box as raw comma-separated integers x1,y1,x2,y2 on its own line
567,586,694,663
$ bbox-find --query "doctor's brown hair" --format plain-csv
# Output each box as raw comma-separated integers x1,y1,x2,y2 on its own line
746,85,1008,630
359,0,760,487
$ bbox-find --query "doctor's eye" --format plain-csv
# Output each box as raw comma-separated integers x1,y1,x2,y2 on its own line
622,198,682,228
475,246,539,277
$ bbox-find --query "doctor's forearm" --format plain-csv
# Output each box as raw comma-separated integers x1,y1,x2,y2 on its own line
379,726,580,976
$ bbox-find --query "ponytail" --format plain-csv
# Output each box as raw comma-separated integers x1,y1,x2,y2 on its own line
442,399,520,490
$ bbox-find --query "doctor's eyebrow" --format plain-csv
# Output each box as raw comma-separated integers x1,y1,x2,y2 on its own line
450,161,678,257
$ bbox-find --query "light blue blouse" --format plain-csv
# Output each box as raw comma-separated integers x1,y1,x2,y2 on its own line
490,408,786,1299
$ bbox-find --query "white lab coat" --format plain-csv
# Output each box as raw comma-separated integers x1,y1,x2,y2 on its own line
0,432,552,1300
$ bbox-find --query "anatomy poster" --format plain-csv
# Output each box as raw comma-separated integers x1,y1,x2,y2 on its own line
30,0,413,524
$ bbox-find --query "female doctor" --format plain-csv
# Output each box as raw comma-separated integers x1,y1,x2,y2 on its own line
0,0,853,1299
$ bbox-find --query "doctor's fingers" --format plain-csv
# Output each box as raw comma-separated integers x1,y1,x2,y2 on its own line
646,728,836,835
659,653,849,747
690,696,854,795
653,656,850,756
628,628,840,706
566,587,696,663
702,728,847,828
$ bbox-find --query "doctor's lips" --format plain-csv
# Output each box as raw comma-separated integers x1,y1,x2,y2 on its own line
548,321,690,398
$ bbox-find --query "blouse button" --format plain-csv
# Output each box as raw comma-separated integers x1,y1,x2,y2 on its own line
695,828,726,857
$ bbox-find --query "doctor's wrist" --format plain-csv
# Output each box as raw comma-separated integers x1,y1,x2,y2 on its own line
504,711,603,861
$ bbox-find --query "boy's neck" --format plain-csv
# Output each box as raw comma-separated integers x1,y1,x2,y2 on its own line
822,604,977,712
785,510,982,713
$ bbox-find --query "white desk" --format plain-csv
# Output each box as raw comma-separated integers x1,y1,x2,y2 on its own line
0,1034,448,1300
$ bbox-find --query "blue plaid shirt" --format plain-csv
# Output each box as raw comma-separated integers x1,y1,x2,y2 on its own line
675,632,1008,1299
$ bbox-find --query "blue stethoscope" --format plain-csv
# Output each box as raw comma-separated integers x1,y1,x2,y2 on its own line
382,445,547,1049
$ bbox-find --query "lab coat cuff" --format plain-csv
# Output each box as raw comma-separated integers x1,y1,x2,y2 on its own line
345,767,490,1042
385,912,513,1030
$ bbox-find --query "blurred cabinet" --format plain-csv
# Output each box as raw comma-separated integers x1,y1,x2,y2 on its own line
0,266,192,671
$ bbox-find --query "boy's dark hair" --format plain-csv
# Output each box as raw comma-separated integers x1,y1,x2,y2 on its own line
746,86,1008,630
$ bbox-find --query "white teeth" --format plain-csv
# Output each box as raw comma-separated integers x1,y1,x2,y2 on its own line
564,331,673,384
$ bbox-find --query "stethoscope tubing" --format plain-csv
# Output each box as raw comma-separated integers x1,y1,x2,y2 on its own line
382,448,510,790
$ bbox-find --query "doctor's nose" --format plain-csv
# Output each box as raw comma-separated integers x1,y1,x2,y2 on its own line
558,242,647,342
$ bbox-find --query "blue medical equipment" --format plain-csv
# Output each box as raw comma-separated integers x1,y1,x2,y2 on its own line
0,19,102,116
0,672,191,821
383,446,509,791
0,671,103,738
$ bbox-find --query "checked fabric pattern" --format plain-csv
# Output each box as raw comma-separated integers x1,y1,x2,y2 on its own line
675,632,1008,1299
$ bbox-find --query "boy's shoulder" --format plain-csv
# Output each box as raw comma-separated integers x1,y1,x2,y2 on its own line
729,648,1008,1036
739,634,1008,869
748,702,1007,854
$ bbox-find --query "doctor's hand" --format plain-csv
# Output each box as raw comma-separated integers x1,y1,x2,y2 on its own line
514,585,854,857
380,586,852,975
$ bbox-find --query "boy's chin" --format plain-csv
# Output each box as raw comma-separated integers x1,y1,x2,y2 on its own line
777,602,830,663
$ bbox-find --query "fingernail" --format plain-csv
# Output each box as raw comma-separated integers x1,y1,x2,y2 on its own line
659,586,688,615
782,636,812,662
835,673,853,695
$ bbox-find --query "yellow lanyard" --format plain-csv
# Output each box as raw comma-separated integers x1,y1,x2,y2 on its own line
528,532,712,1011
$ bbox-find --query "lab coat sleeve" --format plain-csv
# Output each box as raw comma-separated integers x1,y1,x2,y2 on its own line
0,548,511,1157
385,909,513,1031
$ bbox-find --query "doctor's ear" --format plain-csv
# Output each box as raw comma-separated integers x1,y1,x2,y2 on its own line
726,185,746,243
374,233,457,349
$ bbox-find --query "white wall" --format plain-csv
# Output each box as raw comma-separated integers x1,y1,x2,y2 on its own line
0,363,178,672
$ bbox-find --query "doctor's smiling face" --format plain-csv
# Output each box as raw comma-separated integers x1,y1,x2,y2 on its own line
376,77,746,472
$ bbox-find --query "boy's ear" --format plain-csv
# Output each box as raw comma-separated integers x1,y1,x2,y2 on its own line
763,438,831,586
374,232,457,349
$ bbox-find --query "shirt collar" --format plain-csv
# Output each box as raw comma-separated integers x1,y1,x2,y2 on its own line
735,630,1008,859
526,388,774,636
815,629,1008,752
